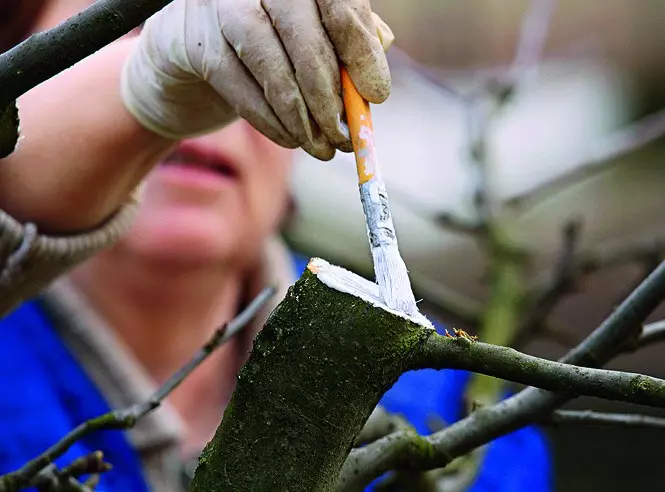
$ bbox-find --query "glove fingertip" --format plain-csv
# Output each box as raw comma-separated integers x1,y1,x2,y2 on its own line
346,62,392,104
303,141,336,161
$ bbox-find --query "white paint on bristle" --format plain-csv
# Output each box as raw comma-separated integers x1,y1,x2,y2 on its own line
372,243,418,316
307,258,433,329
357,175,418,316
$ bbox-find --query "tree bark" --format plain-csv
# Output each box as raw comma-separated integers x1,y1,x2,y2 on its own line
188,257,665,491
188,259,433,492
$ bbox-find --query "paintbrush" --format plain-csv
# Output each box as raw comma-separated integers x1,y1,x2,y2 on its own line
340,67,418,316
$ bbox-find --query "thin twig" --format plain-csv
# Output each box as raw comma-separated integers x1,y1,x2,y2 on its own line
434,213,484,236
0,287,275,492
537,323,579,349
338,259,665,489
0,0,176,110
354,407,411,447
506,0,558,92
544,410,665,429
125,286,275,419
466,98,493,224
386,47,473,105
31,451,111,492
508,107,665,208
636,320,665,350
528,230,665,301
513,220,582,348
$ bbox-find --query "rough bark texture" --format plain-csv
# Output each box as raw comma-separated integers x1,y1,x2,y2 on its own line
188,268,432,492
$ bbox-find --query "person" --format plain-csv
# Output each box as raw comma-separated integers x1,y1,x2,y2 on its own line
0,1,550,490
0,0,393,316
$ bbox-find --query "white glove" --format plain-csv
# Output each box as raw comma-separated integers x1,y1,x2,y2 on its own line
121,0,394,160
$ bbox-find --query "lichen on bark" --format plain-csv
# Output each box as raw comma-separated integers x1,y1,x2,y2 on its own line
188,267,432,492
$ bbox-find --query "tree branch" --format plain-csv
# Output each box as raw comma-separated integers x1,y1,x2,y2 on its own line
0,0,175,110
508,107,665,208
513,220,582,348
416,334,665,408
505,0,557,94
188,259,435,492
638,320,665,349
339,258,665,488
354,407,411,448
576,232,665,275
0,287,275,492
544,410,665,429
31,451,111,492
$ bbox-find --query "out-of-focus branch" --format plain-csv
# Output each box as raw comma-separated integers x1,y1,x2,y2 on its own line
31,451,111,492
387,47,473,105
577,233,665,275
634,320,665,350
544,410,665,429
463,0,555,423
527,231,665,304
508,108,665,208
0,287,275,492
513,220,582,349
536,323,579,348
434,213,484,236
505,0,558,94
339,259,665,488
516,229,664,349
354,407,411,447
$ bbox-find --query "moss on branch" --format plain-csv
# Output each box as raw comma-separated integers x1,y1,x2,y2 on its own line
188,260,665,490
188,267,432,492
414,334,665,408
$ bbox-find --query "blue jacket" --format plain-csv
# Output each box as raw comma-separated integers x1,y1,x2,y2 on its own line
0,257,550,491
0,299,149,492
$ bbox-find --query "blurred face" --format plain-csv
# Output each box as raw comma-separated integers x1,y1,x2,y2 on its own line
121,121,294,269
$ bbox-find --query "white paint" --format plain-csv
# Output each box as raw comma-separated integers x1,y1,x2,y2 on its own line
371,243,419,316
308,257,433,329
358,124,377,178
337,113,350,140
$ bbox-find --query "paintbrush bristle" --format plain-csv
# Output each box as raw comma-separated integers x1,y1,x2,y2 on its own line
372,244,418,316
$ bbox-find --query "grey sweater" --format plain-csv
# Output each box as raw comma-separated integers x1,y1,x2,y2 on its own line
0,197,140,318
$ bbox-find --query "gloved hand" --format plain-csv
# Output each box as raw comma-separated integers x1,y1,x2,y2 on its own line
121,0,394,160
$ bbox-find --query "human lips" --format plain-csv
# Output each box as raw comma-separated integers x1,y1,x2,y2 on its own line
159,140,239,184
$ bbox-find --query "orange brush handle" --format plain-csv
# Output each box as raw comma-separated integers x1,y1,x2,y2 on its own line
341,67,377,185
